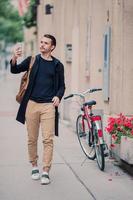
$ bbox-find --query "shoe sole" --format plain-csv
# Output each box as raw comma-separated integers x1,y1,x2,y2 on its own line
31,174,40,180
41,182,50,185
41,180,50,185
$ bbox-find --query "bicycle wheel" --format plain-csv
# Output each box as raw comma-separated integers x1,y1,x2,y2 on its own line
76,115,96,160
93,122,105,171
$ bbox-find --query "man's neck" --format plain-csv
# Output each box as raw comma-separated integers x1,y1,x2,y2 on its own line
41,53,53,61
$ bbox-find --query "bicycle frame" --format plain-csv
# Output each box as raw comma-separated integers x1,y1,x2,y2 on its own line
82,104,104,145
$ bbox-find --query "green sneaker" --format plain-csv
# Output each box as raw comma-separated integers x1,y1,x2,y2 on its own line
41,172,50,185
31,168,40,180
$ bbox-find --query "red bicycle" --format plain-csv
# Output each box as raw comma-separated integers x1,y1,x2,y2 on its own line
64,88,108,171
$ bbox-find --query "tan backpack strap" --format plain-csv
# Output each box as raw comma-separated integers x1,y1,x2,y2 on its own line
25,56,35,88
29,56,35,70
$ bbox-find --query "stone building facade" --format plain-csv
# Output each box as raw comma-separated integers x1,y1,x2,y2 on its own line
24,0,133,146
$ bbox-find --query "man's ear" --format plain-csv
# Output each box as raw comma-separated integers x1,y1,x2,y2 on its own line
51,45,55,51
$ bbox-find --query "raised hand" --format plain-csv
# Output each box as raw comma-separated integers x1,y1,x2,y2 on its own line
11,43,23,65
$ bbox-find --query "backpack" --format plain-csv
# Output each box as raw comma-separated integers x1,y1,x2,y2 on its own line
16,56,35,104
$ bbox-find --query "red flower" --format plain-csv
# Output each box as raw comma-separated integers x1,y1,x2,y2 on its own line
105,126,114,133
112,134,117,141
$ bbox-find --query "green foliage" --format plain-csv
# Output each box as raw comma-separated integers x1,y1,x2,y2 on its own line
23,0,37,28
0,0,23,43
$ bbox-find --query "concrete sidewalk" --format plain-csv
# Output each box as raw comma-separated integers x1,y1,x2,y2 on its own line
0,73,133,200
0,73,95,200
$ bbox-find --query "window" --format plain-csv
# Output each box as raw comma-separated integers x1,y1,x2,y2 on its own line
103,26,111,101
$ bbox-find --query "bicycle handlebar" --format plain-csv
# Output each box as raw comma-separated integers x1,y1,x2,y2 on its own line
64,94,74,100
84,88,102,94
64,88,102,100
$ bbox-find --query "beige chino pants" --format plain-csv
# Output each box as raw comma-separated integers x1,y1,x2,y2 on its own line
25,100,55,170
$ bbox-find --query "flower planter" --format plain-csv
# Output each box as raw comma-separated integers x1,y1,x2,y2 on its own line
111,143,121,162
120,136,133,164
105,113,133,164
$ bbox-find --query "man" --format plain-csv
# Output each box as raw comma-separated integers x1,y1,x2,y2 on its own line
10,34,65,185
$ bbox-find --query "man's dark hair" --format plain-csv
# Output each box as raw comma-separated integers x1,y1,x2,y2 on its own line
44,34,56,47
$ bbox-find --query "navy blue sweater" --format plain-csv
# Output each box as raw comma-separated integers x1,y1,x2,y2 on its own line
30,57,55,103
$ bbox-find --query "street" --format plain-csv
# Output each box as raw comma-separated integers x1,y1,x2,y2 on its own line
0,71,133,200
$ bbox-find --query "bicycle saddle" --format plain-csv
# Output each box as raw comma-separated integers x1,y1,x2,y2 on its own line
83,100,96,106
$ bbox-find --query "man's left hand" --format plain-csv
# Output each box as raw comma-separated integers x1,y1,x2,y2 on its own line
52,96,60,107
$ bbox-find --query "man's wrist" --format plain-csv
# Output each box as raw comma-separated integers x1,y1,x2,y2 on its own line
11,55,17,65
